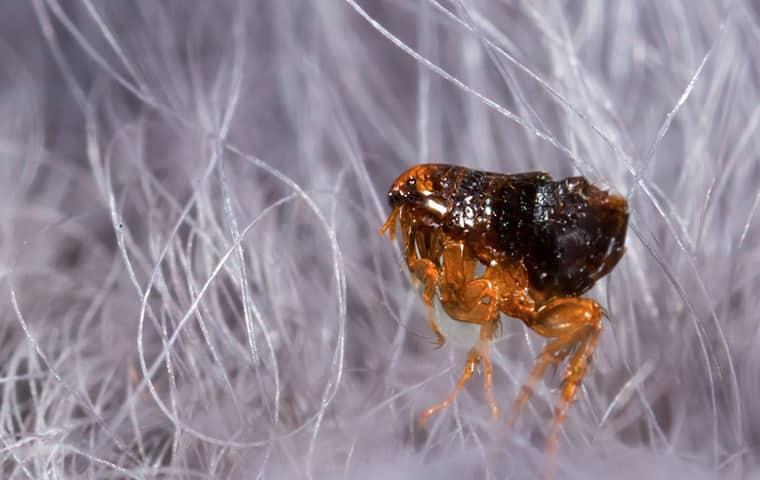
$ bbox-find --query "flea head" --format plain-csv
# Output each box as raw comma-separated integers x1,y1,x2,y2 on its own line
387,164,454,224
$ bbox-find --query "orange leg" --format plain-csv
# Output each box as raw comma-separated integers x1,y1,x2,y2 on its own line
506,335,574,427
407,257,438,304
381,213,498,421
418,348,480,426
418,320,501,425
393,209,441,307
480,331,500,419
379,206,399,239
405,236,446,346
507,297,602,453
548,322,600,455
418,241,502,425
425,307,446,348
382,207,445,341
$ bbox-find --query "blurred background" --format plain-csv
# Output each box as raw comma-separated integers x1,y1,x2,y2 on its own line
0,1,757,478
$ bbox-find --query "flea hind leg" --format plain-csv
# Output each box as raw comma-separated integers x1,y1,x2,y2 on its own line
506,335,574,427
548,318,600,455
508,297,602,454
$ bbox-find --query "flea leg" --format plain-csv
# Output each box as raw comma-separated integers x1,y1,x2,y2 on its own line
405,238,443,352
506,335,574,427
418,348,480,426
379,206,399,239
480,327,500,419
400,217,441,306
426,307,446,348
418,241,502,424
547,319,600,455
437,241,493,324
508,297,602,453
408,257,439,305
407,254,445,345
380,210,447,348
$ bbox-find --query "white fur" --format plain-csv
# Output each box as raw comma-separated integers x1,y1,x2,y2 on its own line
0,1,757,479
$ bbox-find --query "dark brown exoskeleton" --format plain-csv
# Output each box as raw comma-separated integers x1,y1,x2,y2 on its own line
381,163,628,456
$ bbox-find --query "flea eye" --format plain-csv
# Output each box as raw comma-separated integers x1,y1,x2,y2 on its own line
407,177,416,187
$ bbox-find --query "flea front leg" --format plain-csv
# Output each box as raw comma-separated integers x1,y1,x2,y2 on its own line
381,207,447,346
406,255,445,346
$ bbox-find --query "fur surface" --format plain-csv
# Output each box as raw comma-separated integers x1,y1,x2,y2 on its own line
0,1,757,478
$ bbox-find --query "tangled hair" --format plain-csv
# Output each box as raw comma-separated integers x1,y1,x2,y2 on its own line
0,1,757,478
